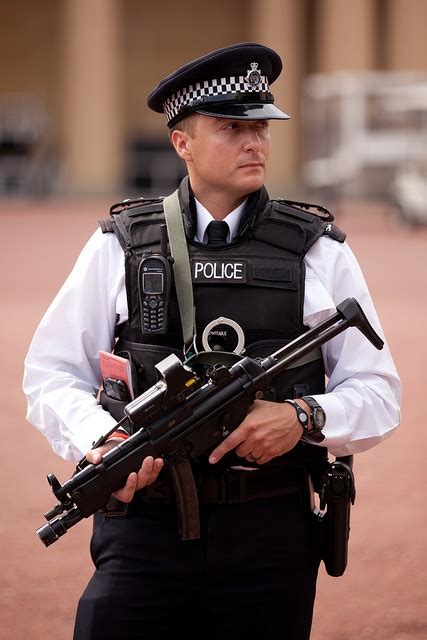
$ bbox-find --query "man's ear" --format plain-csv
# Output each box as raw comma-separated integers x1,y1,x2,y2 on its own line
171,130,192,162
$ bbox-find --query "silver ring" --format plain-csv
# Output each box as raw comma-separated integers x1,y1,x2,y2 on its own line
248,452,261,462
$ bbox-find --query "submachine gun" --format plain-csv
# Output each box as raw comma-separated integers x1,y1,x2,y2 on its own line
36,298,383,575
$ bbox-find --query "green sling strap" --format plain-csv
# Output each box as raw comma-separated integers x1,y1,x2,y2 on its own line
163,190,196,353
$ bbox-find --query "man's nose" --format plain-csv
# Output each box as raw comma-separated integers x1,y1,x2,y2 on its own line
243,127,262,152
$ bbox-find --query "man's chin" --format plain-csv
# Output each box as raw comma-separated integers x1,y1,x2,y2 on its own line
237,174,265,195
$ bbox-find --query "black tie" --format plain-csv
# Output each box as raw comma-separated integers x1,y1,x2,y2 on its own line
206,220,229,245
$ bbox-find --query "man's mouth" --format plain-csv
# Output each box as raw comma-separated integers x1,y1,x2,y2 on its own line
239,161,264,168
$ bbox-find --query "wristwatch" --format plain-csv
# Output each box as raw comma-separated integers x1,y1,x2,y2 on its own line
284,399,310,435
300,396,326,443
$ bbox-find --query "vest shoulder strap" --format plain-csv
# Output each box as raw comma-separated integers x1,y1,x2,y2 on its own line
98,217,115,234
98,197,166,251
253,198,346,256
274,198,346,244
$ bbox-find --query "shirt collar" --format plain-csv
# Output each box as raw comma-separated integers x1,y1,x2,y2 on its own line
194,198,248,243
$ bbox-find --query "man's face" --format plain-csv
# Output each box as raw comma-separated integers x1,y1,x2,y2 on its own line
174,114,271,203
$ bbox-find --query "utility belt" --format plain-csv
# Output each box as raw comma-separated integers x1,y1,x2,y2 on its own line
101,458,354,578
126,464,308,510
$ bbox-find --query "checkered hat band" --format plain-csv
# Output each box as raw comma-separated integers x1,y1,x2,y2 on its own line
163,74,270,122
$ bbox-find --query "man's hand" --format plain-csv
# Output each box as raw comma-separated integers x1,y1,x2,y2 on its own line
85,439,164,503
208,399,304,465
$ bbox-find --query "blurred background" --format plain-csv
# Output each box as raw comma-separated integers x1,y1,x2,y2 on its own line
0,0,426,222
1,2,427,639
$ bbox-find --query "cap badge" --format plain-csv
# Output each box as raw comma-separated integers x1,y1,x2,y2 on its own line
245,62,262,87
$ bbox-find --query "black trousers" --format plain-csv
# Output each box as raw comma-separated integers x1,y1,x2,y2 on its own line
74,492,321,640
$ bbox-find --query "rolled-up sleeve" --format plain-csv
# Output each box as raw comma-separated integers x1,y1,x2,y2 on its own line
303,237,401,457
23,229,126,460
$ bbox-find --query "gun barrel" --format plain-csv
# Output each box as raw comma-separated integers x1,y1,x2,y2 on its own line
36,506,83,547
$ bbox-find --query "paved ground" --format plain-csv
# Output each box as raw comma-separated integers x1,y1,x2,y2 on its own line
1,198,426,639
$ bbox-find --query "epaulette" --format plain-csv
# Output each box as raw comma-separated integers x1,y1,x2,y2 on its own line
109,196,164,217
98,195,167,252
323,221,346,243
274,198,334,222
99,196,165,232
273,198,346,244
98,218,115,234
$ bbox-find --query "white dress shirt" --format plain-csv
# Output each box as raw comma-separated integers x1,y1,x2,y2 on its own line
194,198,246,243
23,201,401,461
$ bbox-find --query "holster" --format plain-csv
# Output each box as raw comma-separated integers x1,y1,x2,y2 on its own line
317,455,356,577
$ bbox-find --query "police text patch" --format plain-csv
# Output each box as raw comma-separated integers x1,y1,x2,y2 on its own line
192,259,247,283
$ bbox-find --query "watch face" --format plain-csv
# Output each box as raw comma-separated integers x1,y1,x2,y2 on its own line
313,408,326,429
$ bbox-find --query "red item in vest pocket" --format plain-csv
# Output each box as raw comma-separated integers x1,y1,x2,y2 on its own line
99,351,134,399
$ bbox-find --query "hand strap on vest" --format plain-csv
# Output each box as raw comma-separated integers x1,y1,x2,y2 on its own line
163,190,196,354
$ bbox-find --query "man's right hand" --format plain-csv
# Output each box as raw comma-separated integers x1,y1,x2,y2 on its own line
85,439,164,503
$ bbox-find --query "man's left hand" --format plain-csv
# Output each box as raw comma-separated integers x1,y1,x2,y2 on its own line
208,399,304,465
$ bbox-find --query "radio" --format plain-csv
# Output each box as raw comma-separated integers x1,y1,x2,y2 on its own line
137,224,172,335
138,253,171,334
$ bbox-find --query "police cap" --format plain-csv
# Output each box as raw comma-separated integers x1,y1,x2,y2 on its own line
147,42,290,128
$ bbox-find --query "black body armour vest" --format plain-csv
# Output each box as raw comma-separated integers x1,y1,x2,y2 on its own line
100,177,346,476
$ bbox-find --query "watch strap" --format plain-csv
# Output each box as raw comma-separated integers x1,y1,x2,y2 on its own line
301,396,326,443
302,396,322,412
284,399,310,434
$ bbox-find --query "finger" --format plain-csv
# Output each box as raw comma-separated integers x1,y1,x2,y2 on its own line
86,447,103,464
208,429,245,464
247,457,265,465
113,472,138,503
144,457,164,486
245,452,260,462
250,453,271,465
85,440,117,465
235,442,258,459
134,456,163,490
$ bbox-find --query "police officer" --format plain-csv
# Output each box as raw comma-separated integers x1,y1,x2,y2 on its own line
23,43,401,640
